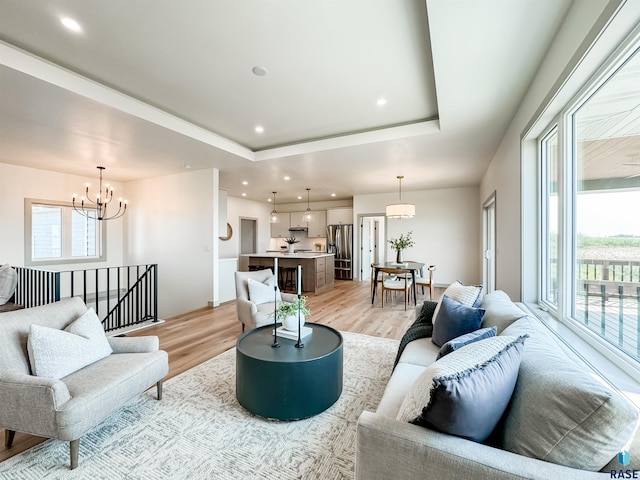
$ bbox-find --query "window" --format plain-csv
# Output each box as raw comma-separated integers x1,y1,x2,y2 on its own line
540,127,559,308
539,43,640,362
26,199,105,265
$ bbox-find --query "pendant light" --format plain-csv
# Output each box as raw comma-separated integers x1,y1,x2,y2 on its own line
302,188,314,222
386,175,415,219
270,191,280,223
72,166,128,221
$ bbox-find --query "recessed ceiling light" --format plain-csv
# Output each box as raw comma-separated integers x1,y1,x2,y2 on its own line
297,196,302,200
60,17,82,33
255,125,264,134
242,181,248,185
284,176,290,181
252,66,269,76
242,193,247,197
268,198,272,202
331,193,336,197
377,98,387,107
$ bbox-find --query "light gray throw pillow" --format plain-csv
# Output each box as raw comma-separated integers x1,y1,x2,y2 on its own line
27,307,113,379
480,290,527,334
500,317,639,471
0,264,18,305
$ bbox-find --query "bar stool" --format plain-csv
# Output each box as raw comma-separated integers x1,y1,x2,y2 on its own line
248,265,269,272
283,267,303,293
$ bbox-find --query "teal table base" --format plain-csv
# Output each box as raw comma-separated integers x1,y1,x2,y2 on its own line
236,323,343,420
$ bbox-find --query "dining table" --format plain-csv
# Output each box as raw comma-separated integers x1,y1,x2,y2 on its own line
371,261,425,307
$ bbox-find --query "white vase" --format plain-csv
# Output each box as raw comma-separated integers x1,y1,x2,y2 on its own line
282,313,306,331
288,244,295,254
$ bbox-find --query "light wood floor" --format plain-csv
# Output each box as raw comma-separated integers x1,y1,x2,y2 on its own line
0,279,443,463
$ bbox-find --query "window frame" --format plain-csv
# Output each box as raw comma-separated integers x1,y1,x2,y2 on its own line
539,124,559,312
24,198,107,266
535,28,640,377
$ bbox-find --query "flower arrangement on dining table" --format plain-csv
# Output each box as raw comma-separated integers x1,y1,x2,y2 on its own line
388,231,415,263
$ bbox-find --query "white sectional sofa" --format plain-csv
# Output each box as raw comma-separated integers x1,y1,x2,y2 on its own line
356,290,640,479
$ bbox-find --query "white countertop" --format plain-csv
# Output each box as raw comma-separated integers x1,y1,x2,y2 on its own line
243,252,334,259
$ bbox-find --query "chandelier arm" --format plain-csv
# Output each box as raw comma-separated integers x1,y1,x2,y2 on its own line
101,204,126,220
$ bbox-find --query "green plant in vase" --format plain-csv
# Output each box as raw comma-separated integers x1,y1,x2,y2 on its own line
271,296,311,331
388,231,415,264
284,236,300,253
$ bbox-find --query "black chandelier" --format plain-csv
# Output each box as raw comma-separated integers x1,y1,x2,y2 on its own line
72,166,128,221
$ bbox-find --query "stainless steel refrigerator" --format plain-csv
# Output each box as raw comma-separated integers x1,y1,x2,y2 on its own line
326,224,353,280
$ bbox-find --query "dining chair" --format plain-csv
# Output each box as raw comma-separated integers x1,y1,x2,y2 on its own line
370,263,383,296
415,265,436,300
380,268,413,310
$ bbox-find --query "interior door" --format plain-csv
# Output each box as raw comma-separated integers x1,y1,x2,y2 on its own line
240,218,256,254
482,193,496,293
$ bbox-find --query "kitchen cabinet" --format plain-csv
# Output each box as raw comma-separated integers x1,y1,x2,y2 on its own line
270,213,291,238
307,210,327,237
327,208,353,225
289,212,307,228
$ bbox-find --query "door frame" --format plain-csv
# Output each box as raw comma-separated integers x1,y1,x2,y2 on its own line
358,213,385,281
239,217,258,271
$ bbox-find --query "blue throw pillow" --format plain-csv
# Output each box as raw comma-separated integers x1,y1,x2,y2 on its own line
397,335,528,443
432,295,486,347
436,326,497,360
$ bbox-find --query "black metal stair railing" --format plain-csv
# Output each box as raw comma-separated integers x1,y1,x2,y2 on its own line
13,267,60,308
102,264,158,332
11,264,158,333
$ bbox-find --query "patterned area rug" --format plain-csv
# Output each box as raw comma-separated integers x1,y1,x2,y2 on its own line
0,331,399,480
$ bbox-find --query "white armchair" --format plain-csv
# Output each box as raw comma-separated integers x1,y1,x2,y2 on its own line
234,270,297,332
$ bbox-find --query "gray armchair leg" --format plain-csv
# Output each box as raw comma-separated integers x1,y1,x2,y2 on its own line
157,380,163,400
70,439,79,470
5,430,15,447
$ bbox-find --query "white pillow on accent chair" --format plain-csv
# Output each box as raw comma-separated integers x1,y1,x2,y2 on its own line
247,276,282,305
27,307,113,379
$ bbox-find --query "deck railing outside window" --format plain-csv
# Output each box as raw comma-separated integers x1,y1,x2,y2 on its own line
552,258,640,358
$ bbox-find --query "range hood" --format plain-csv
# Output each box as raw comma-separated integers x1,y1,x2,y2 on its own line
289,226,308,231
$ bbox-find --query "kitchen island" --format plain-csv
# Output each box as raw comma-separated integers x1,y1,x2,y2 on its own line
243,252,335,293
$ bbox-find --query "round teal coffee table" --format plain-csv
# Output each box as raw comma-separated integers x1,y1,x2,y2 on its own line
236,323,343,420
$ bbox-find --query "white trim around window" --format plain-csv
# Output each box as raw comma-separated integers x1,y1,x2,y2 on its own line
24,198,107,266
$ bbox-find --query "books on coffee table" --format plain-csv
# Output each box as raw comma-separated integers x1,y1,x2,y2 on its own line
273,325,313,341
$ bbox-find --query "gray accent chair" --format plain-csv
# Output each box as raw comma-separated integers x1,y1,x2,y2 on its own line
235,269,297,331
0,297,169,469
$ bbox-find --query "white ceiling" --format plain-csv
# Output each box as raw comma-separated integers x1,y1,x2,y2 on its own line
0,0,587,204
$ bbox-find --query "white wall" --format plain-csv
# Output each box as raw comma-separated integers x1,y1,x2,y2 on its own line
480,0,638,301
220,195,272,261
124,169,216,318
0,163,124,269
353,186,480,286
